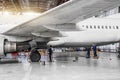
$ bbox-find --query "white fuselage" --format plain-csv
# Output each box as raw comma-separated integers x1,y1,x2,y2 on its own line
48,18,120,47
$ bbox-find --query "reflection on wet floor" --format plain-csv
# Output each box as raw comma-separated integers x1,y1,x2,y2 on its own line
0,52,120,80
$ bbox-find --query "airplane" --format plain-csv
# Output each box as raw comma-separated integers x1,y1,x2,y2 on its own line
0,0,120,62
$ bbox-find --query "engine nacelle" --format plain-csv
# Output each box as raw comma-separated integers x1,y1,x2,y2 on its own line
0,37,5,55
4,41,16,53
0,37,16,55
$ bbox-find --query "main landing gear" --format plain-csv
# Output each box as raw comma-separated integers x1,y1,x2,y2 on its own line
30,49,41,62
86,46,98,59
118,49,120,58
86,48,91,58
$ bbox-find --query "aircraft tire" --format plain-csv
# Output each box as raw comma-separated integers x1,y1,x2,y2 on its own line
118,54,120,58
30,49,41,62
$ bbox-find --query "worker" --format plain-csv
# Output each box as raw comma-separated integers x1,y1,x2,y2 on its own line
48,46,53,62
93,46,98,58
118,48,120,58
86,48,91,58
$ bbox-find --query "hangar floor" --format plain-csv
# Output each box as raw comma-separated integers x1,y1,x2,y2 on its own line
0,52,120,80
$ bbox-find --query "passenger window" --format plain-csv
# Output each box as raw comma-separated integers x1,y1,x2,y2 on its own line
105,26,107,29
98,26,100,29
102,26,104,29
90,25,92,29
116,26,119,29
86,26,88,28
94,25,96,29
109,26,111,29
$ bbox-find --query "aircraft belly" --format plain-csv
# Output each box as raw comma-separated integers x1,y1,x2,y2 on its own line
64,42,92,47
64,31,119,47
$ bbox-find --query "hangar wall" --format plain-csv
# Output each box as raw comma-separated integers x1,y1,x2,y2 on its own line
0,0,69,13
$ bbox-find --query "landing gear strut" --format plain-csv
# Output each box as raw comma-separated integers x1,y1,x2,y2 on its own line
93,46,98,58
86,48,91,58
30,49,41,62
86,46,98,59
118,49,120,58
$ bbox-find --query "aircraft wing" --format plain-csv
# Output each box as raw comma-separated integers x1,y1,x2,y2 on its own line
2,0,120,37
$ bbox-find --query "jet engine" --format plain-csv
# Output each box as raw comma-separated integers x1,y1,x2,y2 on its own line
0,37,16,56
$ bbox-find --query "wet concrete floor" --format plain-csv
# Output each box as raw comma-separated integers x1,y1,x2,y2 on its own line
0,52,120,80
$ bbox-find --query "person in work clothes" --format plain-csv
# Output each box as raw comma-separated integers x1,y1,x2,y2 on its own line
48,47,53,62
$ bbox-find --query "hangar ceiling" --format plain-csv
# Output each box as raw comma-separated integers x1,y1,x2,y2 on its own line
0,0,69,14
